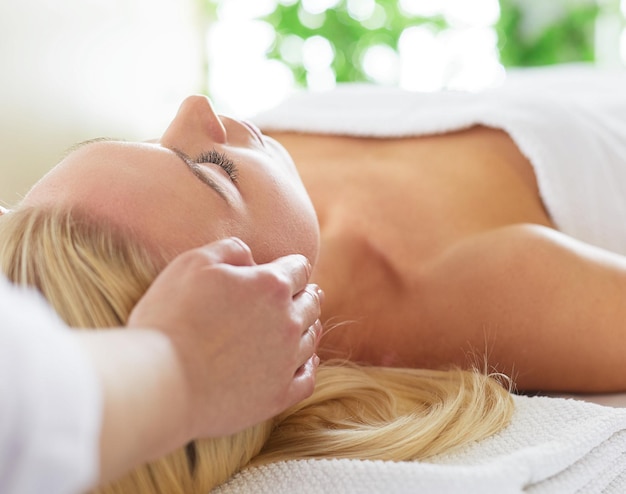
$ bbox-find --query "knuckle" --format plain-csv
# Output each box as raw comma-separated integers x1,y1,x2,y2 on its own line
260,270,292,299
303,285,321,307
227,236,251,255
284,318,303,339
303,332,316,350
311,319,323,339
175,248,209,271
303,321,322,347
295,254,312,278
302,376,316,398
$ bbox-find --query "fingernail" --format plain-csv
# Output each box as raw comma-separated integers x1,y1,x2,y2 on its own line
316,287,325,304
303,256,312,278
313,354,320,367
227,237,254,258
313,319,323,340
228,237,247,249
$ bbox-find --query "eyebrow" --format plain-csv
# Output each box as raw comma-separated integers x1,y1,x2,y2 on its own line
62,137,117,158
66,138,231,205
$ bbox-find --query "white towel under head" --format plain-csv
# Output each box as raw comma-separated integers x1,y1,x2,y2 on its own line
213,395,626,493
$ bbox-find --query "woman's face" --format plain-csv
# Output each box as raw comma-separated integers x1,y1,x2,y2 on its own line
22,95,320,265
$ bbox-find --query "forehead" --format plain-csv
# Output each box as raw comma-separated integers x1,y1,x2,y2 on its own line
26,141,183,209
22,141,234,256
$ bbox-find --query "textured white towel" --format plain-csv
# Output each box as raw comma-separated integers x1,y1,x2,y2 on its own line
213,395,626,493
252,65,626,256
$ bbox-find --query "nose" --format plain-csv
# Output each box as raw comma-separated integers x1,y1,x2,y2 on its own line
160,95,227,151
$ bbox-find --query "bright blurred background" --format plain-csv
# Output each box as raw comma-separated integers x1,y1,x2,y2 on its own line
1,0,625,205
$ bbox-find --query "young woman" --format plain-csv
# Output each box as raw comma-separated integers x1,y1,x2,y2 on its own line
1,66,624,491
16,67,626,392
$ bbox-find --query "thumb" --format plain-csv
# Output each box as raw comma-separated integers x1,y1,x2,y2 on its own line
197,237,256,267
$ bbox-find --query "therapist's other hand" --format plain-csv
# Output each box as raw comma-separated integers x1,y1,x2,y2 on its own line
127,237,322,439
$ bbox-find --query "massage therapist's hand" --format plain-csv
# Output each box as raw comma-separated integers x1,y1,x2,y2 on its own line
127,237,323,439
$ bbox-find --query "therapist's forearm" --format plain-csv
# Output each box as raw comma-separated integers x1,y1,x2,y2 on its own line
75,328,193,487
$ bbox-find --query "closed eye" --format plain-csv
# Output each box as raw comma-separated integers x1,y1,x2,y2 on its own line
196,149,239,183
170,147,233,205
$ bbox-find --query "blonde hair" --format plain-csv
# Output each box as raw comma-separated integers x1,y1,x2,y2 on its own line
0,206,514,493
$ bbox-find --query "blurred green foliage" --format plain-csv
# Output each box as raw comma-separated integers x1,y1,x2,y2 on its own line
496,0,599,66
262,1,448,85
199,0,608,88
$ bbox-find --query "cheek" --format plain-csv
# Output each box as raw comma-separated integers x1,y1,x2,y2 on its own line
146,204,245,260
289,197,320,263
254,192,319,265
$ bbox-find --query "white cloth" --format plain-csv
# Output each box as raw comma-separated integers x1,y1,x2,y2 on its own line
213,395,626,493
253,65,626,256
0,276,101,494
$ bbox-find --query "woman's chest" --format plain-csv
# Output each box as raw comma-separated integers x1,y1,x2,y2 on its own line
275,127,549,272
269,129,553,362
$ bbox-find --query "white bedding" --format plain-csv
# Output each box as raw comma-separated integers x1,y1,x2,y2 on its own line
213,394,626,493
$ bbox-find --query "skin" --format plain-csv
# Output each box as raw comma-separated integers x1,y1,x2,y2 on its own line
23,95,626,393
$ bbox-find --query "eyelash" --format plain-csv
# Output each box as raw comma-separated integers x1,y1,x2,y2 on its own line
195,150,239,183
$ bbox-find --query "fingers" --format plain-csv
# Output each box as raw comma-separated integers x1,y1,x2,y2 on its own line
294,284,324,333
301,319,323,355
287,354,320,405
196,237,256,267
293,318,322,379
269,254,312,295
292,283,324,366
291,287,324,403
280,320,322,409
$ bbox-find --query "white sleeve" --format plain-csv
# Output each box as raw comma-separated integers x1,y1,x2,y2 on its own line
0,277,102,494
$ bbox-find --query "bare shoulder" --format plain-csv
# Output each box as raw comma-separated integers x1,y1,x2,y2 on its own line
420,224,626,393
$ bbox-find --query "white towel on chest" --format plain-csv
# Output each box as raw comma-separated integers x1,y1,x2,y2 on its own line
212,395,626,493
252,66,626,256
